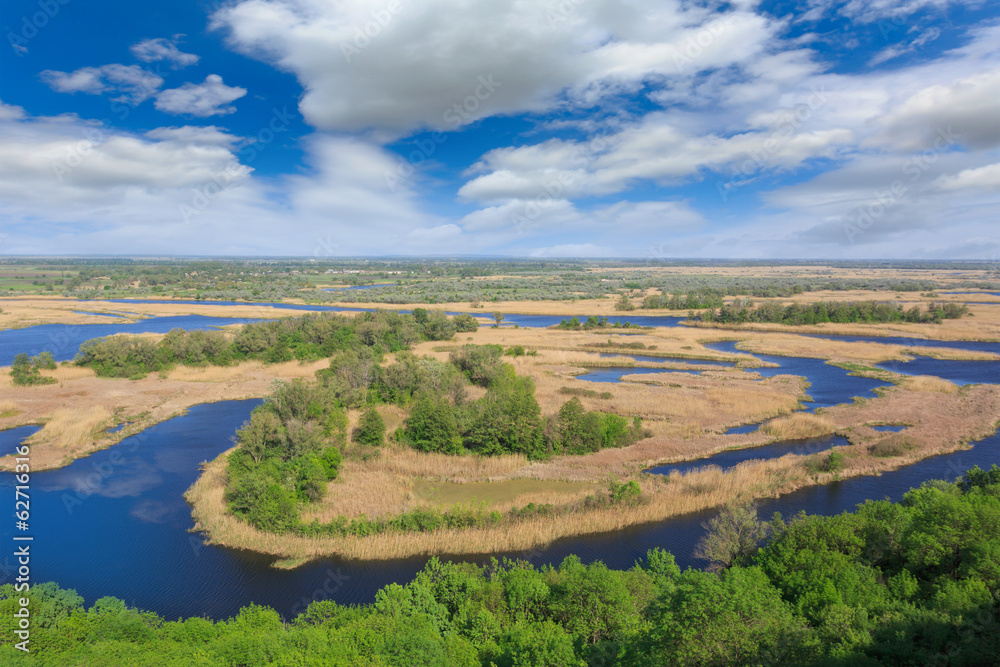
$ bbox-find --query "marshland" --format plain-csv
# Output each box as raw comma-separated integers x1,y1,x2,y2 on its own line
2,258,999,662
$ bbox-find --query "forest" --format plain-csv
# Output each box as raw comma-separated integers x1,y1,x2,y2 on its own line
2,465,998,666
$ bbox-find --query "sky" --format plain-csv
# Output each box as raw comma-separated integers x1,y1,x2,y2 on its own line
0,0,998,259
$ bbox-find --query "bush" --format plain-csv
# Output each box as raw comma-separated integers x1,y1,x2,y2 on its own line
452,313,479,332
868,436,917,458
402,393,462,454
353,407,386,446
10,352,58,386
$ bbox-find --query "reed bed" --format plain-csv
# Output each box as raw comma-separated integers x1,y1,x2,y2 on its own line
900,375,959,393
31,406,111,450
761,413,837,440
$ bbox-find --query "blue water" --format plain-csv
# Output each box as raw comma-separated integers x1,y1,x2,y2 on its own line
0,315,264,365
704,341,893,412
648,434,850,477
870,424,906,432
802,333,1000,355
598,353,732,366
1,399,996,621
72,311,133,318
941,291,1000,298
577,367,706,382
0,424,41,456
726,423,762,435
100,299,688,329
875,356,1000,386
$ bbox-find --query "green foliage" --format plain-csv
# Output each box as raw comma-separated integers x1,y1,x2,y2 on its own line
353,407,386,446
696,299,970,325
466,365,543,458
10,468,1000,665
449,343,504,387
453,313,480,332
402,392,462,454
10,352,58,385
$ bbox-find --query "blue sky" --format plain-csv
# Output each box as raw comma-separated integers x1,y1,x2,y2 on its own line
1,0,998,258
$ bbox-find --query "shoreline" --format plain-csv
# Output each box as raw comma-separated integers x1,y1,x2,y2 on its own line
184,382,1000,566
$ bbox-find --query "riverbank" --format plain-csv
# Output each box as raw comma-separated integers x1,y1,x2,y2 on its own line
185,377,1000,565
0,358,327,471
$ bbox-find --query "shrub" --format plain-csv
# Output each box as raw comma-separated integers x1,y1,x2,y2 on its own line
868,436,917,458
353,407,386,446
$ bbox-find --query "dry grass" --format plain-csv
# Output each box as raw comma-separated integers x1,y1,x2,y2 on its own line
0,399,20,418
188,383,1000,564
31,406,111,450
900,375,959,393
761,413,837,440
167,359,326,383
186,451,813,563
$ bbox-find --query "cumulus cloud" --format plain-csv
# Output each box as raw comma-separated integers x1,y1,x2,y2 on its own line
130,37,200,68
40,64,164,104
0,107,449,255
876,66,1000,151
934,162,1000,191
211,0,781,134
154,75,247,116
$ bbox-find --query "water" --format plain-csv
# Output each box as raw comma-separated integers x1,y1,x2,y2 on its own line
101,299,688,329
703,341,893,412
0,315,265,365
0,424,41,456
598,353,732,366
577,367,707,382
875,356,1000,386
2,399,997,621
726,423,762,435
802,333,1000,356
941,291,1000,298
870,425,906,432
648,434,850,476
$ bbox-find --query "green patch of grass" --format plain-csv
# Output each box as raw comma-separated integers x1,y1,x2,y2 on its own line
558,386,613,399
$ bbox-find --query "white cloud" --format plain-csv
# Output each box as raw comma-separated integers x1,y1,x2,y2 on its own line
212,0,782,134
130,37,200,68
40,64,163,104
0,106,449,255
935,162,1000,191
154,75,247,117
876,66,1000,151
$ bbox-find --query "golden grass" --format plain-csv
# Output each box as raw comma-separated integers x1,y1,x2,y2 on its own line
0,399,20,418
32,406,111,450
761,413,837,440
362,442,528,480
188,383,1000,564
186,450,813,563
900,375,959,393
166,359,326,383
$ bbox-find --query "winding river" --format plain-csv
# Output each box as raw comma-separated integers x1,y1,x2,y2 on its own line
1,300,998,620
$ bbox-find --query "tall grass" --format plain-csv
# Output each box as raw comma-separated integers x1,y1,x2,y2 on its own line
761,413,837,440
32,406,111,449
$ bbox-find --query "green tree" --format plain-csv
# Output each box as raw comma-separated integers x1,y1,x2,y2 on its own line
403,393,462,454
353,407,386,446
467,365,543,458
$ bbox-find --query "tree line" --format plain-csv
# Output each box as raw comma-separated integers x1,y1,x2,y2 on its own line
694,300,970,325
3,466,998,665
